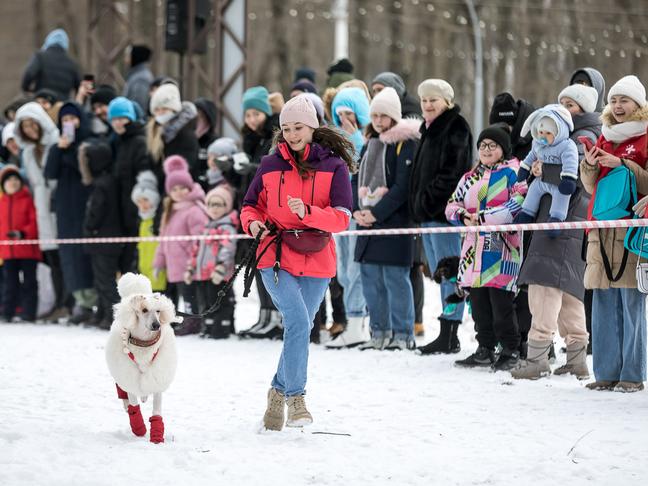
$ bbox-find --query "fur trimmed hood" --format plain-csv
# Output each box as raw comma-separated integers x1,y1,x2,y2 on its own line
379,118,422,145
600,104,648,127
163,101,197,143
14,102,60,148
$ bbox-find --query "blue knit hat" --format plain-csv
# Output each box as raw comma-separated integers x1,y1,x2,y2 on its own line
108,97,137,122
242,86,272,116
331,87,371,128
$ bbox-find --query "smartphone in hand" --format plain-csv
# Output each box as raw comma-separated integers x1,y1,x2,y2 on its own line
62,120,76,143
577,136,594,152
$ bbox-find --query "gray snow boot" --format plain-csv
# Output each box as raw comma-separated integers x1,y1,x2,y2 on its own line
553,342,589,380
263,388,285,431
511,339,552,380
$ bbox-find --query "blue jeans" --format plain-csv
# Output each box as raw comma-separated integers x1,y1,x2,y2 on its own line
360,263,414,340
260,269,330,396
334,220,367,317
420,221,465,322
592,288,647,383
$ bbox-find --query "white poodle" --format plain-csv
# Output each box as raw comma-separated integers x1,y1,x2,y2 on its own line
105,273,180,443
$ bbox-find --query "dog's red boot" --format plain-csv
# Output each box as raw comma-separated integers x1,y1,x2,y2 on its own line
127,405,147,437
149,415,165,443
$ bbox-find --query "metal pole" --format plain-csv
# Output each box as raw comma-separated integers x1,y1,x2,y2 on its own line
464,0,483,136
332,0,349,60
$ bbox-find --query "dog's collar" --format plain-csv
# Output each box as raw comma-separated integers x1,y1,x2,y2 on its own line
128,332,161,348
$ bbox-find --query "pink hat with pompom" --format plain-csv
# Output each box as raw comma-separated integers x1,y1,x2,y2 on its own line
164,155,194,194
205,184,234,214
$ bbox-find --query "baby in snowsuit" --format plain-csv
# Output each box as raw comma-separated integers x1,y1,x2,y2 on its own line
514,104,578,227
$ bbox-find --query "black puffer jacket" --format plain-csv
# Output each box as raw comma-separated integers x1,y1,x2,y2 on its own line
194,97,219,184
21,46,81,101
509,99,535,161
517,165,588,301
114,121,152,234
163,102,200,176
236,113,280,208
82,144,124,255
409,105,473,223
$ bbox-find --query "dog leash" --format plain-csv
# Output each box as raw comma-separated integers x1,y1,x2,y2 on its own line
174,222,278,324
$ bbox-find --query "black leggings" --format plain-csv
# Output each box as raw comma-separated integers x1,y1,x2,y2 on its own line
471,287,520,351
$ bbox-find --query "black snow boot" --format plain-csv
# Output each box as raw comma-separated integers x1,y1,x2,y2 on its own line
417,319,461,355
492,348,520,371
245,310,283,340
455,346,496,367
238,308,270,338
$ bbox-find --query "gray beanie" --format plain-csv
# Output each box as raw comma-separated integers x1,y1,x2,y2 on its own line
130,170,160,210
372,72,406,98
207,137,238,157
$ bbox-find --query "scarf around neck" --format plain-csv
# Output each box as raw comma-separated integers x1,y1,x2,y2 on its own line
601,120,648,143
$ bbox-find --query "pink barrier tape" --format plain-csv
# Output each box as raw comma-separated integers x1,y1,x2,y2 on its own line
1,218,647,246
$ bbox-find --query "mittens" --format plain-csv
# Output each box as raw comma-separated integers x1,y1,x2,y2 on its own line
558,177,577,195
516,167,530,183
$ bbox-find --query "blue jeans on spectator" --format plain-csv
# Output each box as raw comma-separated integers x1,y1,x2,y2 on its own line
420,221,465,322
592,288,646,383
360,263,414,340
334,220,367,318
261,269,330,396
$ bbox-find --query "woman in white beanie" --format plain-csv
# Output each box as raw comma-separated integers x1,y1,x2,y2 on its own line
581,74,648,393
146,82,200,183
352,87,421,351
410,79,473,355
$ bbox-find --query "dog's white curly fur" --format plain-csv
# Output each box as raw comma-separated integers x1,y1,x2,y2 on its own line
106,275,178,398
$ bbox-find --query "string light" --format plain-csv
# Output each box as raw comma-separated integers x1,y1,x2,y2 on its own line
246,2,648,62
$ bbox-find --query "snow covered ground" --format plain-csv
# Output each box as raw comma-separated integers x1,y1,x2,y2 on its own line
1,278,647,486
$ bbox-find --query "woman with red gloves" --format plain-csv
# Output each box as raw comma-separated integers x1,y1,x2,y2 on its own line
241,95,354,431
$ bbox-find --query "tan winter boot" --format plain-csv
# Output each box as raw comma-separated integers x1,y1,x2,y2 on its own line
511,339,552,380
263,388,285,431
553,343,590,380
286,395,313,427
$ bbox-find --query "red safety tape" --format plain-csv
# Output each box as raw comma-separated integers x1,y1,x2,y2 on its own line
0,218,647,246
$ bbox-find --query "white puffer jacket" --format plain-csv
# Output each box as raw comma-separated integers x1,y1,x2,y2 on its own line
14,102,60,251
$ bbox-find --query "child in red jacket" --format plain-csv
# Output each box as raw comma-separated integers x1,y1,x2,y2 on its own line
0,165,41,322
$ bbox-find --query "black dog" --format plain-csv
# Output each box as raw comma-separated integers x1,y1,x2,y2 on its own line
432,256,468,304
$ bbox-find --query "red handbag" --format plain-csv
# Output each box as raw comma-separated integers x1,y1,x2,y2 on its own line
281,229,331,254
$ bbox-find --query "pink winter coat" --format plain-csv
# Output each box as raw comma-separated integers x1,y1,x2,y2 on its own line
153,183,209,283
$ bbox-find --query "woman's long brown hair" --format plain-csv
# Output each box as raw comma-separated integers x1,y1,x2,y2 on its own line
273,125,357,176
159,196,174,232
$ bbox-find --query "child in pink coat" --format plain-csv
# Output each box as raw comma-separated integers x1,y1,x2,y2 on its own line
153,155,208,334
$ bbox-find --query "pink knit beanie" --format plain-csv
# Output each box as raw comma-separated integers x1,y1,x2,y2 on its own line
163,155,194,194
279,95,319,129
205,184,234,213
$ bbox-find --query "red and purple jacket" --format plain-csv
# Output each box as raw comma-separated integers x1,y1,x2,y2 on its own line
241,142,352,278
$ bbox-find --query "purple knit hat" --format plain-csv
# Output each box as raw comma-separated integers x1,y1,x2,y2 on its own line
163,155,194,193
